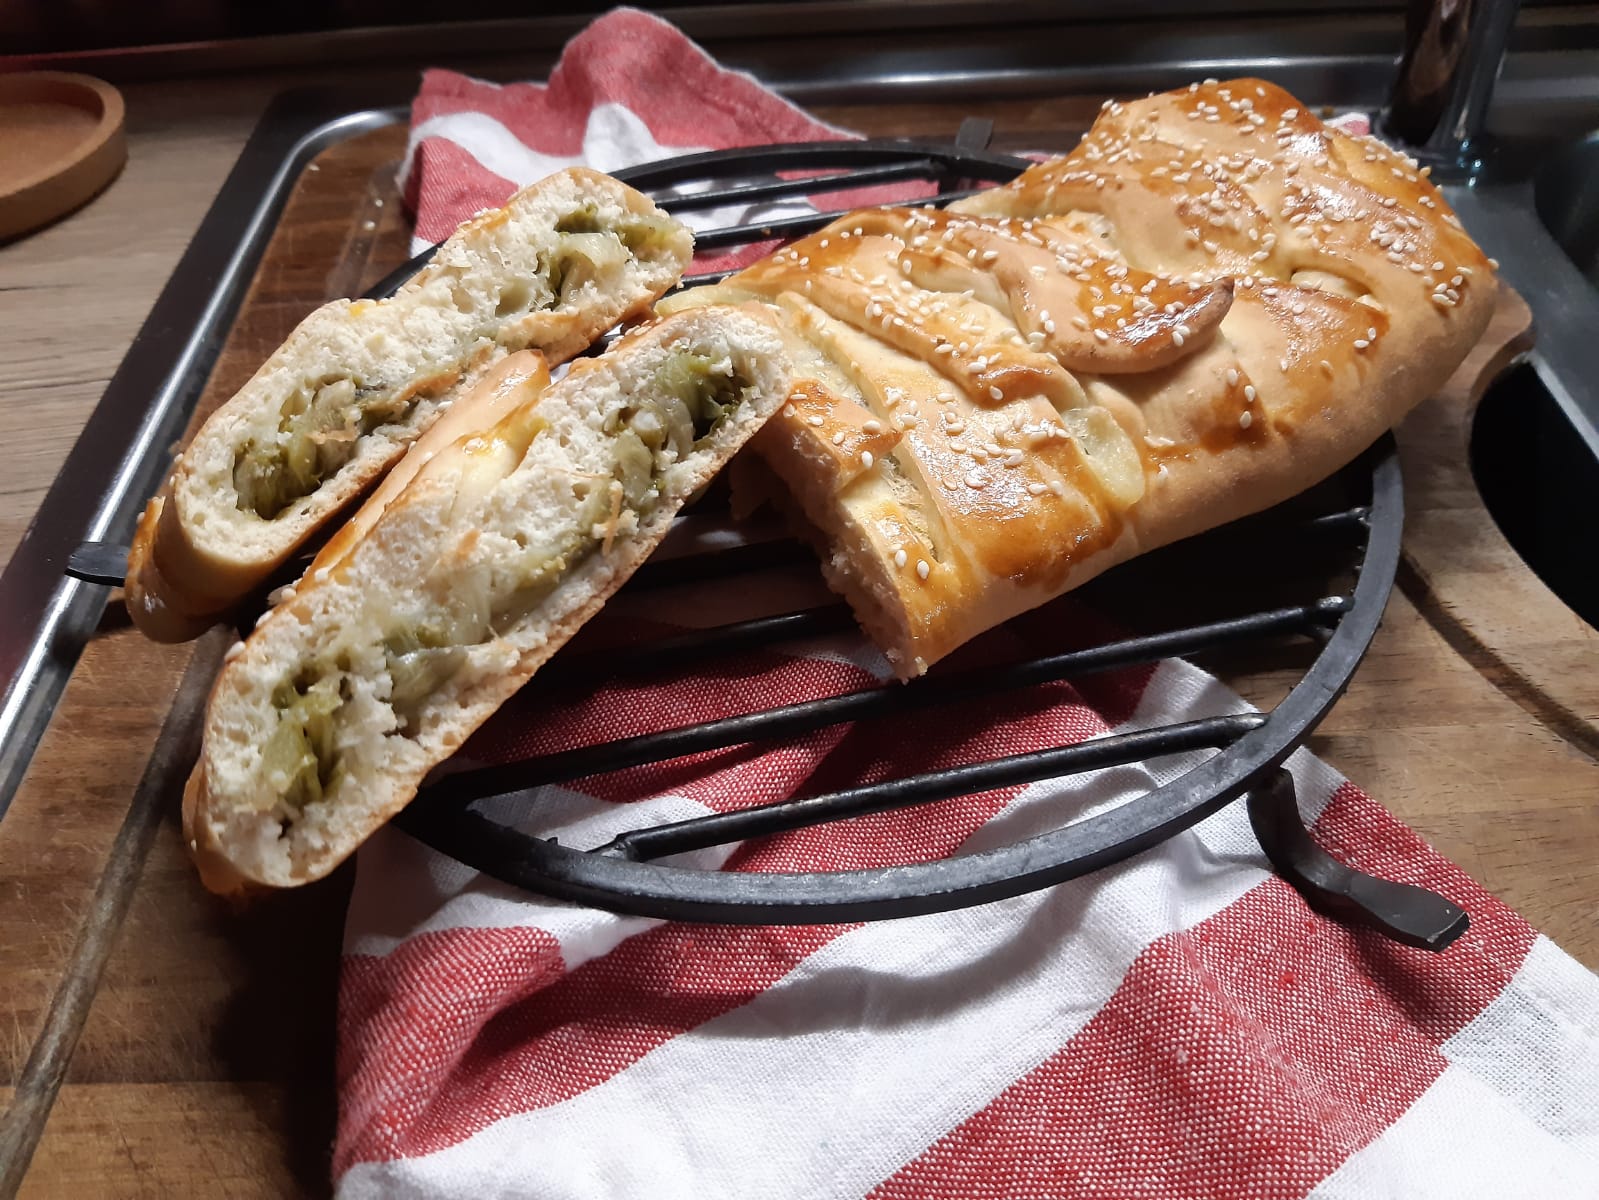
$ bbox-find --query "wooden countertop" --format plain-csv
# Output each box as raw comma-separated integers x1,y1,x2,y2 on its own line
0,76,1596,1199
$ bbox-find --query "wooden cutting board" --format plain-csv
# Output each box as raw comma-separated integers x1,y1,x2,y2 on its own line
0,110,1594,1199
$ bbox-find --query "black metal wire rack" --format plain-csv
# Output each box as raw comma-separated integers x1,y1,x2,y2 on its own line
385,135,1468,949
68,131,1468,949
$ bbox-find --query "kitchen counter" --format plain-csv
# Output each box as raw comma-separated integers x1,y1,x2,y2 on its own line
1,50,1597,1199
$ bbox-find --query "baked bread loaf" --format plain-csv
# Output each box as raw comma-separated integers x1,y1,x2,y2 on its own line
127,166,693,643
665,79,1496,677
184,306,792,891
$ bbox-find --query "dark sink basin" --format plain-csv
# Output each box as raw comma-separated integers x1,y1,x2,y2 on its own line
1535,130,1599,288
1470,361,1599,631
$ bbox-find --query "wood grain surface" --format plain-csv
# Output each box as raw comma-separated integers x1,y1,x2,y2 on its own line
1,102,1596,1200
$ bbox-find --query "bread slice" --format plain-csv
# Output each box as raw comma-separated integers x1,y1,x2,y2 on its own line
184,306,793,891
127,166,694,643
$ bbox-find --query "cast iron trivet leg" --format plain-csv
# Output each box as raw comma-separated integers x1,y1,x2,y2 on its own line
1247,769,1470,952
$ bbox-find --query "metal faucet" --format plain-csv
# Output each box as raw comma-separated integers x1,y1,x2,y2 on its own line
1381,0,1523,180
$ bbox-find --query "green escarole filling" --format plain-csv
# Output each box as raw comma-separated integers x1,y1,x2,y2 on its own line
256,353,756,814
233,376,407,521
231,205,681,522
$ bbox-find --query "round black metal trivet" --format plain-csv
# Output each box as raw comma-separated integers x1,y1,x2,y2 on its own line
376,135,1466,947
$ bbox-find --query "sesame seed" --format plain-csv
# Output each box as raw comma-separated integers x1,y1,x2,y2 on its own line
1227,368,1240,386
1353,338,1369,350
1321,359,1334,375
916,560,931,580
1239,410,1254,429
1094,329,1110,343
861,450,876,468
807,416,824,428
1027,482,1049,496
832,431,845,446
1172,330,1186,347
894,548,908,569
989,385,1004,401
862,418,883,434
964,472,985,489
1244,384,1257,402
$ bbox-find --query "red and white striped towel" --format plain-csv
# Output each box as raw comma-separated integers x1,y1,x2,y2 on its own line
337,11,1599,1196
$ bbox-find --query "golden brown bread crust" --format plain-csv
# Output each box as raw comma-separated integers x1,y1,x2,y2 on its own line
710,79,1496,676
183,758,255,897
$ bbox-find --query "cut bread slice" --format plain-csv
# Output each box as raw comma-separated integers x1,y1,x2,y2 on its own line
184,305,793,892
127,166,694,643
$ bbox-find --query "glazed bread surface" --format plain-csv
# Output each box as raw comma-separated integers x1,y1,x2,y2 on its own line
663,79,1496,677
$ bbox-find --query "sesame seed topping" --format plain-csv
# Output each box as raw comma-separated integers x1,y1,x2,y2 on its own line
1239,410,1254,429
964,472,986,490
1244,384,1257,402
916,560,931,580
989,385,1004,401
806,415,824,428
1027,481,1049,496
1094,329,1110,342
861,450,875,468
832,431,845,446
1227,368,1240,386
862,419,883,434
894,548,908,569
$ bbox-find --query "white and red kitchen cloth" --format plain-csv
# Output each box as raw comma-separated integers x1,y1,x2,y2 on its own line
336,10,1599,1197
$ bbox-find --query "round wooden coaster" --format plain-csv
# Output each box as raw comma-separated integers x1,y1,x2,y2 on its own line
0,71,127,242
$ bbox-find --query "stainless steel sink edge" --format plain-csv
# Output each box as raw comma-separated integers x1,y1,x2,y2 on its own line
1449,184,1599,465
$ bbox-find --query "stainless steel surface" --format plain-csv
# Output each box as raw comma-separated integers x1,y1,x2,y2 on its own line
1450,184,1599,462
1536,129,1599,286
3,27,1599,818
1385,0,1523,178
